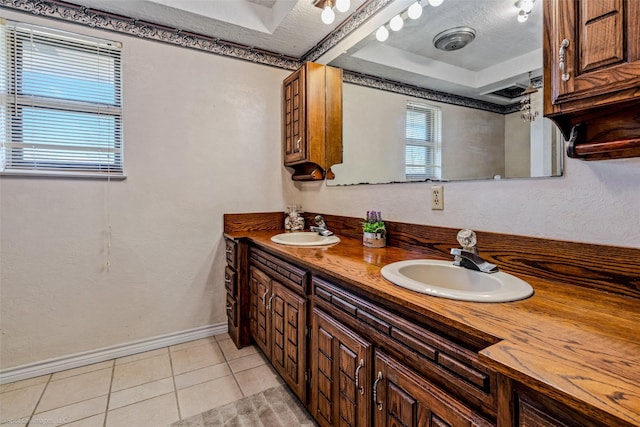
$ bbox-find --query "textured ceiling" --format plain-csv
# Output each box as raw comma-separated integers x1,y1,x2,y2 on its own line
64,0,543,104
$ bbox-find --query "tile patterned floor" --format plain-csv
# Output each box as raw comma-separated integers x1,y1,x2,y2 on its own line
0,334,283,427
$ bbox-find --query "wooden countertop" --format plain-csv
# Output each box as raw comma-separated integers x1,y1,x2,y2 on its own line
227,229,640,426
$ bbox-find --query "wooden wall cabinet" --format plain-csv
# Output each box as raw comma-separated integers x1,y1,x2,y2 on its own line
544,0,640,160
248,247,308,401
282,62,342,180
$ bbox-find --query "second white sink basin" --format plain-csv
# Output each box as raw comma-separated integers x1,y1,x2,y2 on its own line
381,259,533,302
271,232,340,246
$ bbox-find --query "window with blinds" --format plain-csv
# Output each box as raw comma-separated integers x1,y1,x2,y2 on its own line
405,102,441,180
0,20,123,177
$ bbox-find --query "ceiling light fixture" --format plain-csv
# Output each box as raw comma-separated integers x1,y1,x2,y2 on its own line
376,25,389,42
314,0,352,25
389,15,404,31
429,0,444,6
335,0,351,13
407,1,423,20
515,0,535,23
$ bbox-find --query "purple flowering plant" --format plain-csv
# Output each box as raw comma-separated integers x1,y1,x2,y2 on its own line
363,210,386,234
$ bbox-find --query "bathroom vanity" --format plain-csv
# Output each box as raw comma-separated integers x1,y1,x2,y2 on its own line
223,212,640,427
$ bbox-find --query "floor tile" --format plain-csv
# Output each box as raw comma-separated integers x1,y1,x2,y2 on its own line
108,377,174,410
177,375,243,419
0,374,50,394
0,382,47,420
36,368,111,414
170,340,225,375
60,413,105,427
52,360,114,381
214,333,232,342
31,395,107,427
234,364,283,397
227,352,268,373
174,362,231,390
114,348,168,366
217,339,258,361
169,337,216,353
105,393,179,427
111,354,172,392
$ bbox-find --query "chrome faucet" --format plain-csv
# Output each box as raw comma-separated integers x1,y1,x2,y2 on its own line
310,215,334,237
451,229,499,274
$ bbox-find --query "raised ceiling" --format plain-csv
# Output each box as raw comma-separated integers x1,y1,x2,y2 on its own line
19,0,543,106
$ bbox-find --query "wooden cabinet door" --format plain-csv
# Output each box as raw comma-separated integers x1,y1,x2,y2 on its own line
309,307,372,427
249,266,271,357
270,279,307,401
545,0,640,111
373,350,494,427
283,66,306,165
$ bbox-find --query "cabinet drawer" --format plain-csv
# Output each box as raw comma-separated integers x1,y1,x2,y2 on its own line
224,266,237,295
250,247,309,295
225,239,237,268
226,293,237,327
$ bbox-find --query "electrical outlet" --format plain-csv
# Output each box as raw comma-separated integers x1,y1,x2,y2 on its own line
431,185,444,210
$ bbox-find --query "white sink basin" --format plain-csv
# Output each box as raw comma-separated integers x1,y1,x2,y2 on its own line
271,232,340,246
381,259,533,302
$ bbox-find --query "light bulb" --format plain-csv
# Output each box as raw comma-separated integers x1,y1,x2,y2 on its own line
389,15,404,31
407,2,423,20
375,25,389,42
321,5,335,24
521,0,534,13
517,10,528,22
429,0,443,6
335,0,350,13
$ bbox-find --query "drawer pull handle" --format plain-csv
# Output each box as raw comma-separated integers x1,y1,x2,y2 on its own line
558,38,570,82
355,359,365,395
226,247,233,254
373,371,383,411
224,277,232,284
226,304,232,311
268,293,275,311
261,290,269,305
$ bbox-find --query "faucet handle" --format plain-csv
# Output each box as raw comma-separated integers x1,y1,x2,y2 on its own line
314,215,326,228
457,229,477,252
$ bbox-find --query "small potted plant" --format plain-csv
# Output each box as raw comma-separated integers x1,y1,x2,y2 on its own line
362,210,386,248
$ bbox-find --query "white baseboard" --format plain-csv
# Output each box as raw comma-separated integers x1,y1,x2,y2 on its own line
0,322,228,385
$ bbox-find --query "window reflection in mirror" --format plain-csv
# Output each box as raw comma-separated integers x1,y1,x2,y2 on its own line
328,83,563,186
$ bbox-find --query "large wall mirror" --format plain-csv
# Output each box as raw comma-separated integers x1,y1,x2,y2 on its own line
319,0,564,185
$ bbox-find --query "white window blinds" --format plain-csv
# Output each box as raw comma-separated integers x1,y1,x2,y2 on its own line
405,101,441,180
0,20,123,177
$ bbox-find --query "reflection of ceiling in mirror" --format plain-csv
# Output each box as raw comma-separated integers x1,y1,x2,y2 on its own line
328,0,543,106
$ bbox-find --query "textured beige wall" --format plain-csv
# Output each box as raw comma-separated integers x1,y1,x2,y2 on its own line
0,10,294,369
299,153,640,248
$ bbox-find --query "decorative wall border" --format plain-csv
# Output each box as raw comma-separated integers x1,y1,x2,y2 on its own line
0,0,302,70
0,0,526,114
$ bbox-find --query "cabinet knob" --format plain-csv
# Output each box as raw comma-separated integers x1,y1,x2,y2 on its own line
267,293,275,311
373,371,383,411
295,137,301,150
558,39,570,82
355,359,365,395
261,289,269,305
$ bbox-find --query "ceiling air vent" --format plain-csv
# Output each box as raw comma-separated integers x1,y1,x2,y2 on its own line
487,84,528,99
433,27,476,51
